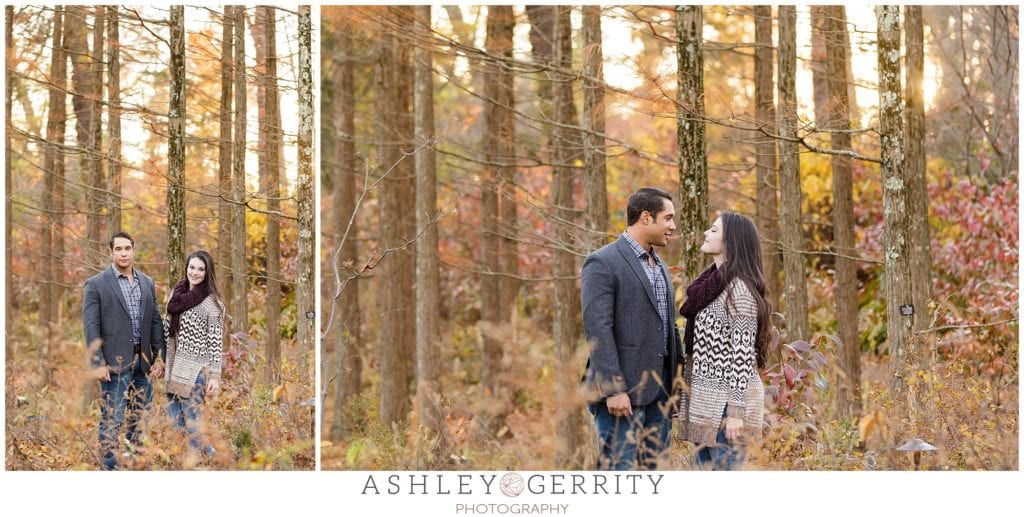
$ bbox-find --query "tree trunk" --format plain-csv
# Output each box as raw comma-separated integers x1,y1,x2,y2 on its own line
167,5,186,286
985,6,1017,178
582,5,609,254
480,5,511,395
87,7,105,269
65,8,98,269
5,5,14,362
810,6,828,128
550,6,585,469
525,8,558,333
377,16,410,426
841,10,859,122
257,6,282,385
41,6,67,364
395,6,418,413
776,6,810,342
217,6,234,350
250,7,267,205
296,5,315,389
412,4,445,464
825,5,861,418
754,5,780,311
676,6,708,288
106,6,121,234
67,7,94,406
39,6,69,375
230,5,248,338
53,11,68,326
493,7,519,325
526,6,556,102
811,7,860,127
876,5,914,401
330,27,362,441
904,5,932,333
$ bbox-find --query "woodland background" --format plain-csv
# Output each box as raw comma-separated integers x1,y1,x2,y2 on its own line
321,5,1018,470
5,5,316,470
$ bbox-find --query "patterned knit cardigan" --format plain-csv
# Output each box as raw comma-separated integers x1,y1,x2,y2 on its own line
164,295,224,398
677,278,765,446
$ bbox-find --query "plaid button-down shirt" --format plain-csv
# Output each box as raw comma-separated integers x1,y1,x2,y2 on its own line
114,266,142,346
622,232,669,355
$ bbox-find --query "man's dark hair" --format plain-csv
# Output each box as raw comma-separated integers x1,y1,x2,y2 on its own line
626,188,673,226
108,231,135,250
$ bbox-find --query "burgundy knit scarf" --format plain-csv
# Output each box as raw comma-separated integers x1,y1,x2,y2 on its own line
679,264,725,356
166,278,209,338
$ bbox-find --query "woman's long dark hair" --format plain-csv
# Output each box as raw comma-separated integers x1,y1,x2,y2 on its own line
718,212,772,368
186,250,223,307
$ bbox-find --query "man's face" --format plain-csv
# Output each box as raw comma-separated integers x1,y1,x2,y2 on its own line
110,237,135,271
642,199,676,247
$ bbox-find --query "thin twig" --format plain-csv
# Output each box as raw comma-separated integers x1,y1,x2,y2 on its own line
918,318,1018,334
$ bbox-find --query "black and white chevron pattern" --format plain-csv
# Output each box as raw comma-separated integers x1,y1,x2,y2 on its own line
677,279,765,446
165,295,224,398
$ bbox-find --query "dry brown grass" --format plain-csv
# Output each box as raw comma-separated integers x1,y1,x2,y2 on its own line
6,321,314,470
323,317,1017,471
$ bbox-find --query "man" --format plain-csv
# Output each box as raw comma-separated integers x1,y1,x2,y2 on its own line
83,231,165,470
581,187,683,470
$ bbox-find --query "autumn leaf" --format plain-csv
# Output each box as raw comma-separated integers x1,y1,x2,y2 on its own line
858,410,885,445
783,364,796,389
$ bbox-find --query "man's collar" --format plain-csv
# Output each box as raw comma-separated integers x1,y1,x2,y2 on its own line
111,264,136,279
622,231,658,260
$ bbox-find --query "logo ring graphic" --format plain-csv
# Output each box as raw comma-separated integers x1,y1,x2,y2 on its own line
499,472,524,497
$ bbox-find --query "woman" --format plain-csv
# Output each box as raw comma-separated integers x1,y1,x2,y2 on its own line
677,213,769,470
164,250,225,460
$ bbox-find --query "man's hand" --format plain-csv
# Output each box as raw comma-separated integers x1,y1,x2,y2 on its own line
150,361,164,379
724,416,743,442
91,366,111,382
606,392,632,418
206,378,221,397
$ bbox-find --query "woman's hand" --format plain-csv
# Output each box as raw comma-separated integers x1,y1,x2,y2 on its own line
606,393,633,418
90,366,111,382
724,416,743,442
206,378,221,397
150,361,164,379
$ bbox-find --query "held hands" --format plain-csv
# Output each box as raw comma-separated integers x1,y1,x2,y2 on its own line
90,366,111,382
724,416,743,442
606,392,633,418
206,378,221,397
150,361,165,379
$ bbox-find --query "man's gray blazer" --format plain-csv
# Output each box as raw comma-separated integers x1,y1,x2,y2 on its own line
581,235,682,408
83,266,166,374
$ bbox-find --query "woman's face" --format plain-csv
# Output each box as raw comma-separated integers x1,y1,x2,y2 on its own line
701,217,725,257
187,257,207,288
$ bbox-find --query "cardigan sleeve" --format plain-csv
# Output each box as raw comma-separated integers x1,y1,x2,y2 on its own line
724,280,759,419
207,300,225,380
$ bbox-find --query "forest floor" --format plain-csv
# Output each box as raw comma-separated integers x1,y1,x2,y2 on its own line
5,316,315,470
322,320,1018,471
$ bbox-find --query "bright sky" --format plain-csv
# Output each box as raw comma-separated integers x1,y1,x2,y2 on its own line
120,7,302,186
435,5,943,132
15,5,942,179
12,6,302,187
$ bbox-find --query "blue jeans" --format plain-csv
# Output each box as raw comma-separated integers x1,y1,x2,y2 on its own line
98,359,152,470
166,370,215,457
693,411,746,470
589,368,673,471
